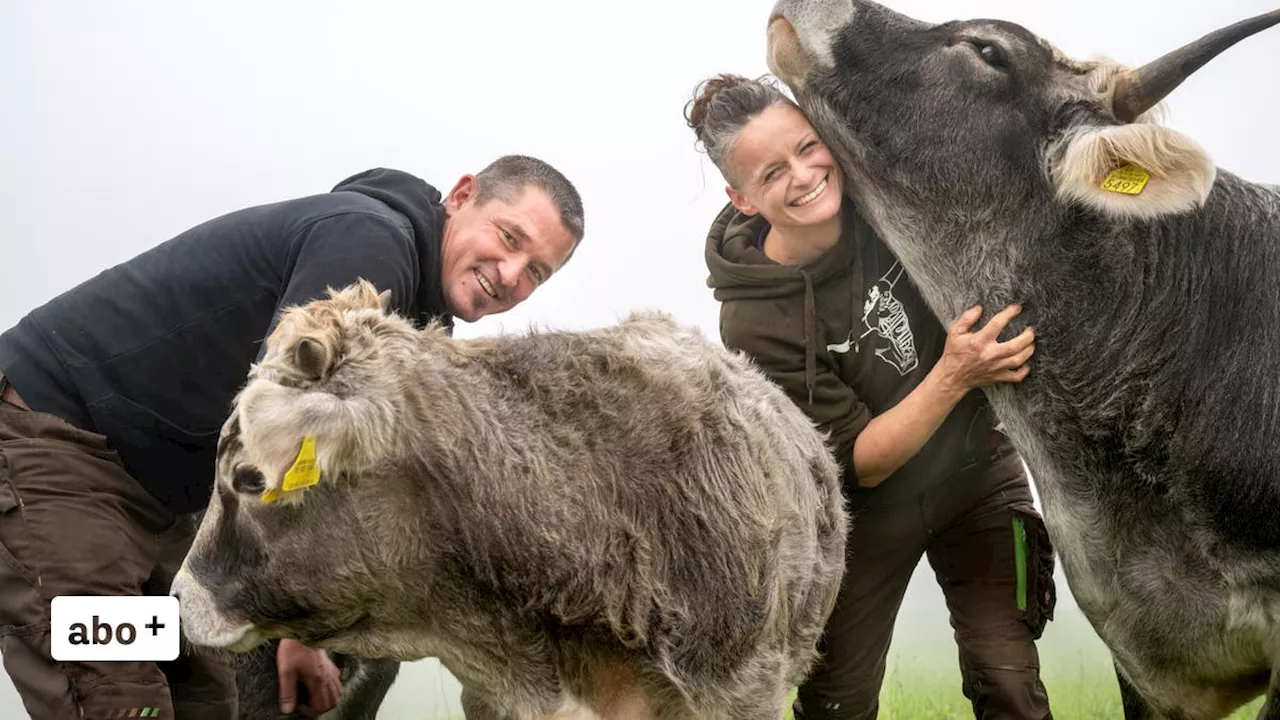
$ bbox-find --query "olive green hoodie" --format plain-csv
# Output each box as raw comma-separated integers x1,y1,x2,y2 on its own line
704,200,1006,506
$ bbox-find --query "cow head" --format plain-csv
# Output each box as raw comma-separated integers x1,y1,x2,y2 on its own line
170,280,436,658
766,1,1277,248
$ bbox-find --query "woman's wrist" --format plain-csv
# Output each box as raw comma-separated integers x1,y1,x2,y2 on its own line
925,361,969,406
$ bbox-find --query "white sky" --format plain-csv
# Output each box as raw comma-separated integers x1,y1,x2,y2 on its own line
2,0,1277,714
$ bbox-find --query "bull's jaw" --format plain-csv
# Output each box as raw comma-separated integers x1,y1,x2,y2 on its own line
170,566,262,653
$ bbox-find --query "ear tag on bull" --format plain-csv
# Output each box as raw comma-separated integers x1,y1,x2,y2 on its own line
1100,163,1151,195
281,434,321,492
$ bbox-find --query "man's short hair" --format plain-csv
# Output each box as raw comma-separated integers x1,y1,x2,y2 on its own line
473,155,585,250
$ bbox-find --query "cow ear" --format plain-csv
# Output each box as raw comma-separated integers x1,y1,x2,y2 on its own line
294,336,331,380
1050,123,1215,221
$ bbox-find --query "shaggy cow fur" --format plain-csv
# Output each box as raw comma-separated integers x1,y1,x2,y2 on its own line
766,2,1280,718
170,280,848,720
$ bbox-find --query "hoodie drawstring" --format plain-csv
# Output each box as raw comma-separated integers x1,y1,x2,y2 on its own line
800,269,817,406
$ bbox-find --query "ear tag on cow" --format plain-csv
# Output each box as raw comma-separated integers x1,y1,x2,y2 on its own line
281,434,321,493
1100,163,1151,195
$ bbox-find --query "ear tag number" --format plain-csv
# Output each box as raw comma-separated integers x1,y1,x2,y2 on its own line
1101,164,1151,195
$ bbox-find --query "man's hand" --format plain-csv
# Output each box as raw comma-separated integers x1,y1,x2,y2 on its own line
277,638,342,716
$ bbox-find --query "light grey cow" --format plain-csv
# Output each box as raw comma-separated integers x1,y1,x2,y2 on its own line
168,280,848,720
765,2,1280,718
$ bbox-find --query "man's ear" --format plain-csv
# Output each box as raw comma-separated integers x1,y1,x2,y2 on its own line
725,185,759,216
444,174,477,216
1050,123,1216,221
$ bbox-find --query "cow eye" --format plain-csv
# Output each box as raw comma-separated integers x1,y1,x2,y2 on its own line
974,42,1008,69
232,463,266,494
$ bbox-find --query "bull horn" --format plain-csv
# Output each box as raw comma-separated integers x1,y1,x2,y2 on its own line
1112,9,1280,122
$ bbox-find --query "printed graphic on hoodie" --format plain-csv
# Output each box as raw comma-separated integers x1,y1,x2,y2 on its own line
826,261,919,375
864,262,919,375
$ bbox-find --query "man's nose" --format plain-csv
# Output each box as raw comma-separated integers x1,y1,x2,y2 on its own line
499,257,525,287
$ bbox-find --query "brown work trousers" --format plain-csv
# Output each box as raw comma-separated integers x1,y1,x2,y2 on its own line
797,450,1056,720
0,394,237,719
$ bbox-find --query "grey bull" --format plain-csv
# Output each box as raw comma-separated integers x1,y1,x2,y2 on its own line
167,280,848,720
764,1,1280,718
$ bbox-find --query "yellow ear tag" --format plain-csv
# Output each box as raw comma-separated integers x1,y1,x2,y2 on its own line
281,435,321,492
1100,163,1151,195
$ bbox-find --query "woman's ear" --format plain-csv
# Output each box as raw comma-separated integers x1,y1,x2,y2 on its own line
725,185,760,216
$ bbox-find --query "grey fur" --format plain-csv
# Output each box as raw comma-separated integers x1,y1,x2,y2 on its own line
767,1,1280,719
171,281,848,720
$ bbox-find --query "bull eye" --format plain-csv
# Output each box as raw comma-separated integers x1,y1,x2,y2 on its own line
232,463,266,494
975,42,1008,70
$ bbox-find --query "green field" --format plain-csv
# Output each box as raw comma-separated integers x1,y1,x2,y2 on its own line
820,604,1265,719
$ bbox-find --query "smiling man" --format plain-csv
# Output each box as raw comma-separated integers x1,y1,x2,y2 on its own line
438,160,580,321
0,155,583,720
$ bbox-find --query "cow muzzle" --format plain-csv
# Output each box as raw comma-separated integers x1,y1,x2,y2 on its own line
768,0,933,87
170,566,262,652
767,0,857,85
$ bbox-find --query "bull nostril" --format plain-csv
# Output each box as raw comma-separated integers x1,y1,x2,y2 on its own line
232,464,266,494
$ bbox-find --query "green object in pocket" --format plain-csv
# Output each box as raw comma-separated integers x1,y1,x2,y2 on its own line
1013,515,1028,612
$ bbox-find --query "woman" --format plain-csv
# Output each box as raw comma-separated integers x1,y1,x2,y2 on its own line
686,73,1056,720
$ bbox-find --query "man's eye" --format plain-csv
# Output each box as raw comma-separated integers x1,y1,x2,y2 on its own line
502,230,516,248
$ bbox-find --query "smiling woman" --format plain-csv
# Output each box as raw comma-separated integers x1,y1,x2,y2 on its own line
688,71,1056,720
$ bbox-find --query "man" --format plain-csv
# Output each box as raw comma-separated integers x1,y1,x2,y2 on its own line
0,155,584,720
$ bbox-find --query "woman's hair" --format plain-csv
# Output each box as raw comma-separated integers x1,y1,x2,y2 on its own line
685,73,797,187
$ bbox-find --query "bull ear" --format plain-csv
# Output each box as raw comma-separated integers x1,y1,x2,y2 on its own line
294,337,331,379
1050,123,1215,221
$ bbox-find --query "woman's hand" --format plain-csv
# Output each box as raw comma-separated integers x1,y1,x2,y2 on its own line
935,303,1035,395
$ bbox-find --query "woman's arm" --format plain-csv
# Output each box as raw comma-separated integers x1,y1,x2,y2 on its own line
852,303,1034,488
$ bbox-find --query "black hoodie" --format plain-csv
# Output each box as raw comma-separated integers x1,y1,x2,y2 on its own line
705,200,1005,506
0,168,452,512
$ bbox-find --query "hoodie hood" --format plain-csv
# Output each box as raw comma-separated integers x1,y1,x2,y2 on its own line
704,201,860,404
332,167,451,327
704,201,858,301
